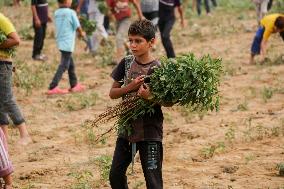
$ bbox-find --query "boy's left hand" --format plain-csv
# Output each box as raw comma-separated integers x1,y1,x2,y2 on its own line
137,84,153,100
48,16,52,22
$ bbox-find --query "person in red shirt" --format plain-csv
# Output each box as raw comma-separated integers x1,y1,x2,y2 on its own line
107,0,143,64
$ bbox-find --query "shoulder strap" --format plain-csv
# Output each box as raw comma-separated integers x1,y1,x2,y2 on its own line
124,54,135,85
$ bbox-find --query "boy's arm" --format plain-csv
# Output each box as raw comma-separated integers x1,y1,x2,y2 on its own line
131,0,144,20
76,27,86,38
31,5,41,27
76,0,84,14
0,32,20,49
176,5,185,28
110,75,145,99
260,39,268,58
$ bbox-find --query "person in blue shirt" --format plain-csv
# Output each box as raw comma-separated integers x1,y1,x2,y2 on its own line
47,0,86,95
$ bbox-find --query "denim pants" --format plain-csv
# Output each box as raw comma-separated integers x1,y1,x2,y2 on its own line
0,62,25,126
49,51,78,90
109,138,163,189
32,23,47,58
197,0,210,15
251,27,265,55
158,18,176,58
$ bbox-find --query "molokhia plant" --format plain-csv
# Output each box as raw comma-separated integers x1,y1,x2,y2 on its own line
88,53,222,140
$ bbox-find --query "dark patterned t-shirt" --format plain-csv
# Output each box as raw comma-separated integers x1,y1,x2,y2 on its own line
111,56,163,142
31,0,48,23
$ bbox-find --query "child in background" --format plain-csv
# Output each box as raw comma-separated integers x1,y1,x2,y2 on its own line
109,19,164,189
158,0,184,58
250,14,284,64
140,0,159,28
106,0,143,64
252,0,270,25
196,0,210,16
0,13,32,146
47,0,86,95
87,0,109,55
31,0,52,61
0,129,13,189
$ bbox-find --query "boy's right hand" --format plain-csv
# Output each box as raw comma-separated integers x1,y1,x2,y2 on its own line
34,18,41,28
126,75,144,93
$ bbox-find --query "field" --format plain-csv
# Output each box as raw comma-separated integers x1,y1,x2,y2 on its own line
0,0,284,188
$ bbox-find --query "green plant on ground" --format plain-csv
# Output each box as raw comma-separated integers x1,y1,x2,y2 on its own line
244,154,256,164
94,155,112,182
201,142,225,159
261,87,273,103
225,126,235,143
236,100,248,111
56,92,98,111
68,170,94,189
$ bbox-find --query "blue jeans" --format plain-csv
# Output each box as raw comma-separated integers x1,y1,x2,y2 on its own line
49,51,78,90
0,61,25,126
251,27,265,55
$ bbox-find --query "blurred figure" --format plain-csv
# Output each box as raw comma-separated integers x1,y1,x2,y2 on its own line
252,0,270,25
31,0,52,61
196,0,210,16
88,0,109,55
140,0,159,28
106,0,143,64
158,0,184,58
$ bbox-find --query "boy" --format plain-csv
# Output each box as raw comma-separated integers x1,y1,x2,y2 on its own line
158,0,184,58
87,0,109,55
106,0,143,64
109,20,163,189
0,13,32,146
250,14,284,64
31,0,52,61
47,0,86,95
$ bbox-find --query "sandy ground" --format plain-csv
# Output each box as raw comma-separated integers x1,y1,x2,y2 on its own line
0,2,284,189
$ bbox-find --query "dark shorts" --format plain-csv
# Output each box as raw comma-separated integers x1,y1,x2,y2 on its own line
0,61,25,126
251,27,265,55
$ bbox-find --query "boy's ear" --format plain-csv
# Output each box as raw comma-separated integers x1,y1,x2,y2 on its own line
150,38,156,45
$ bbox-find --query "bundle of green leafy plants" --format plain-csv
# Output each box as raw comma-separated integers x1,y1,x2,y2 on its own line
0,31,16,57
89,53,222,139
79,15,96,36
97,0,108,15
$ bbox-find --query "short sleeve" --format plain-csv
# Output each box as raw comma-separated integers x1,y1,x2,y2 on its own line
0,14,16,36
71,10,80,30
31,0,37,5
111,58,126,84
174,0,181,7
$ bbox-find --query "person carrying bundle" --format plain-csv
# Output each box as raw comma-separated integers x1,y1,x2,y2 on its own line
109,19,164,189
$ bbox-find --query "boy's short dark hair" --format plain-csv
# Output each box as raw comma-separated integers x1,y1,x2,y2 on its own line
128,20,155,41
275,16,284,30
57,0,66,4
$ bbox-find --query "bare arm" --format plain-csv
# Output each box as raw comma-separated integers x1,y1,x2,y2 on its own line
76,27,86,38
31,5,41,27
260,39,268,57
76,0,84,14
0,32,20,49
176,5,184,28
110,75,145,99
132,0,143,20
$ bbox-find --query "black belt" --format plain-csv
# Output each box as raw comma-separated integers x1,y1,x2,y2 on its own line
0,61,12,65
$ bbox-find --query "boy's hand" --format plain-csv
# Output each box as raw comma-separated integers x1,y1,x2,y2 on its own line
126,75,144,93
137,84,152,100
48,15,52,22
34,18,41,28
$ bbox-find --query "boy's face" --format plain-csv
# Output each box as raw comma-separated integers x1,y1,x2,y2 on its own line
128,34,154,57
64,0,72,7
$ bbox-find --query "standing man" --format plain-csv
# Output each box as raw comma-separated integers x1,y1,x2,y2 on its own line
31,0,52,61
158,0,184,58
